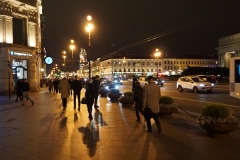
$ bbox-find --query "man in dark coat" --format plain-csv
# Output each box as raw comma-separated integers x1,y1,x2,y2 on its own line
21,78,34,106
72,76,83,110
134,81,144,122
53,78,60,93
92,75,100,108
132,75,138,91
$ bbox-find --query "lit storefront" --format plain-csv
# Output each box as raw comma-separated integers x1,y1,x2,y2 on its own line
0,0,43,95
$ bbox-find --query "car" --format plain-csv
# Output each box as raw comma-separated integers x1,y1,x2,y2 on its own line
154,78,165,86
101,80,119,90
113,78,122,85
176,76,214,93
144,77,164,86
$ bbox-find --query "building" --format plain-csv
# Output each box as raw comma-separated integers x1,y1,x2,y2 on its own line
80,56,217,79
216,33,240,68
0,0,43,95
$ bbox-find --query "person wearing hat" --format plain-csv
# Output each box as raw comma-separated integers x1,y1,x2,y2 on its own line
143,76,162,133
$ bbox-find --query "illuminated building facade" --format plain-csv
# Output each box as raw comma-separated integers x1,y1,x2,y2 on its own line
0,0,43,95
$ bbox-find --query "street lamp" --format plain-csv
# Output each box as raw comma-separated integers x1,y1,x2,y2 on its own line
123,57,126,72
69,41,75,67
86,15,94,79
154,49,161,78
62,51,66,66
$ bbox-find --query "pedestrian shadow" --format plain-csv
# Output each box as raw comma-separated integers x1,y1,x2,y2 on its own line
78,123,99,157
74,112,78,122
94,109,108,126
59,117,67,128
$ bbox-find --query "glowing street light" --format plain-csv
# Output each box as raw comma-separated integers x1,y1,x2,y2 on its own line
154,49,161,78
86,15,94,78
69,42,75,67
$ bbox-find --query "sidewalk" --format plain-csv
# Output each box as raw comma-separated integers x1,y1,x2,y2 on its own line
0,88,239,160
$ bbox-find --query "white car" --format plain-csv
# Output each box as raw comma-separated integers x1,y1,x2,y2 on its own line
176,76,214,93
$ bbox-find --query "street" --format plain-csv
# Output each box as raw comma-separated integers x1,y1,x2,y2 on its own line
119,81,240,117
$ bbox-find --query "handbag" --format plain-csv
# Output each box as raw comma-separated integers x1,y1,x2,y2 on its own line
81,97,88,104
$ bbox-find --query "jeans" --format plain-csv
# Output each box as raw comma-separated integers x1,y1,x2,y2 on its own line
144,108,161,131
87,98,94,117
22,91,33,105
74,91,81,107
135,101,144,120
62,98,67,108
94,92,99,105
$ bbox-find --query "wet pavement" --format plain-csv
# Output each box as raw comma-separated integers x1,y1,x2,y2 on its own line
0,87,239,160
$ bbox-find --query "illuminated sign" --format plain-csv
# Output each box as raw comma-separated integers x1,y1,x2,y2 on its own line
10,51,32,57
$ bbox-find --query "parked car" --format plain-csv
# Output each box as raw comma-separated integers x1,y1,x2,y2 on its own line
176,76,214,93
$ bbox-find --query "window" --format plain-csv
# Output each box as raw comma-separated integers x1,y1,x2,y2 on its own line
13,18,27,45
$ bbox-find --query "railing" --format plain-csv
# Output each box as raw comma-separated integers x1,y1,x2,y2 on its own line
17,0,36,7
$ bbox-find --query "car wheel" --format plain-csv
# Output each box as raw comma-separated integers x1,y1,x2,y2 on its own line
207,90,212,93
178,86,183,92
161,84,164,87
193,87,198,94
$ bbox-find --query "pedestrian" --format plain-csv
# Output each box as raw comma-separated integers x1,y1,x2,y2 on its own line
59,77,70,112
21,78,34,106
85,79,95,120
132,75,138,91
72,75,83,110
53,78,60,93
15,79,23,101
68,78,73,96
48,80,53,93
134,81,144,122
92,75,100,108
143,76,162,133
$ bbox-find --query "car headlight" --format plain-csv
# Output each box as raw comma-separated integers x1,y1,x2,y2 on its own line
155,81,158,84
162,80,165,83
115,85,119,89
114,80,117,82
199,84,205,87
105,86,109,89
211,84,214,86
120,80,122,82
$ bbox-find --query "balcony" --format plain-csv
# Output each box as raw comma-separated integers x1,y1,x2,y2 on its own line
17,0,36,7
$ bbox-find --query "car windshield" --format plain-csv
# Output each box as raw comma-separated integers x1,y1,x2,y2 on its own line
191,78,204,82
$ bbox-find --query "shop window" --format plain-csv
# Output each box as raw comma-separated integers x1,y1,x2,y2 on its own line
13,18,27,46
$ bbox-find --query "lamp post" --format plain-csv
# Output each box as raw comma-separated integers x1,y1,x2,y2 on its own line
154,49,161,78
86,15,93,79
69,42,75,67
62,51,66,66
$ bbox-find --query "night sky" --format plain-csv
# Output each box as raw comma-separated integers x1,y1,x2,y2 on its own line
42,0,240,72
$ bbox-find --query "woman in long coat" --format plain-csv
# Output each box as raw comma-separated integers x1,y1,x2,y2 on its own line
59,77,70,111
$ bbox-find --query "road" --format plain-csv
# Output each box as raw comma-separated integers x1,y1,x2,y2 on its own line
118,81,240,117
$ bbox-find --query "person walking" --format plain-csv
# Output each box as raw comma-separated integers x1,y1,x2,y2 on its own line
92,75,100,108
134,81,144,122
21,78,34,106
143,76,162,133
85,79,95,120
132,75,138,91
53,78,60,93
68,78,73,96
59,77,70,112
72,75,83,110
15,79,23,101
48,80,53,93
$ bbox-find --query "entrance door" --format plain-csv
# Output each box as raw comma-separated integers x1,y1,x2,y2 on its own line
12,59,28,83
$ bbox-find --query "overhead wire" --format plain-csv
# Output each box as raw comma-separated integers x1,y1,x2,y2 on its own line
100,21,198,60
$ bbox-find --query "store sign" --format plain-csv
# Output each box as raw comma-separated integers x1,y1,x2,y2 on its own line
10,51,32,57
